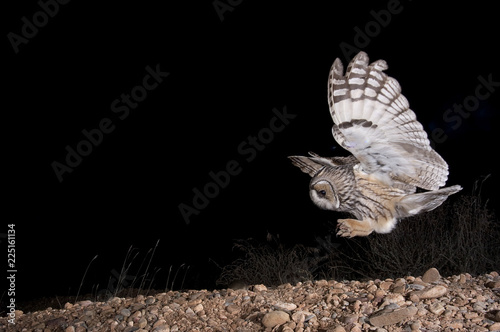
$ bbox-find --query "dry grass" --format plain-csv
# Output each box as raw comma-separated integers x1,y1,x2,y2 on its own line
217,236,322,287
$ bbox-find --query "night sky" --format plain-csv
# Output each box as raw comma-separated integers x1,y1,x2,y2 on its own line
5,1,499,304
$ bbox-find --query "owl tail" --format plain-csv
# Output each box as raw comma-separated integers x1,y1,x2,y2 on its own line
396,185,462,218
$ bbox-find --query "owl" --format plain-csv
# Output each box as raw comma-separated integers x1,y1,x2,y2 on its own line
289,52,462,237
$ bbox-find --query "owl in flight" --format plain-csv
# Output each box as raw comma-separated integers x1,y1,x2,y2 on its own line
289,52,462,237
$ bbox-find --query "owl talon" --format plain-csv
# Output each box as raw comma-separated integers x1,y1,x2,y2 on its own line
336,218,373,238
336,219,354,238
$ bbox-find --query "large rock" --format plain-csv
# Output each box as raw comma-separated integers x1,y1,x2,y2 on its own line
413,285,448,299
369,306,417,327
262,310,290,328
422,268,441,283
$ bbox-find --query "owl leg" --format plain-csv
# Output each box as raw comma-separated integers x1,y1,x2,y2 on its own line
337,218,374,237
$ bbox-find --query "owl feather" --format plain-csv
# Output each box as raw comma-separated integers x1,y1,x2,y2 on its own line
328,51,448,192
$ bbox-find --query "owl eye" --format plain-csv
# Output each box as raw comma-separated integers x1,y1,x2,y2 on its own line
318,189,327,197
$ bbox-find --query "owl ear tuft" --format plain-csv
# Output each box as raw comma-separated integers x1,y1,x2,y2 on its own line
289,153,358,177
288,156,324,177
308,152,358,167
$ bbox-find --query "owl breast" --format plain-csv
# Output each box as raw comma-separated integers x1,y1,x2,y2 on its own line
350,168,408,221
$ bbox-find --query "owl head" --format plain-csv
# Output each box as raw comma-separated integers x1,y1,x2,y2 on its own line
309,177,340,211
288,152,357,211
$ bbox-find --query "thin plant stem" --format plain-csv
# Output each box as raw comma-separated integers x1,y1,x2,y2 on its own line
75,254,98,303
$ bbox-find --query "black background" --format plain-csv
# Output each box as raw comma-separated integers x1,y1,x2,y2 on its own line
4,0,499,303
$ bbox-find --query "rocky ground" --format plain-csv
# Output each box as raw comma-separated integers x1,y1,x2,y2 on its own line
1,269,499,332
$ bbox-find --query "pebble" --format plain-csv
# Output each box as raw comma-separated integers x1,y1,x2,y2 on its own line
193,303,204,313
45,316,66,327
77,300,92,307
486,281,500,289
380,294,405,307
273,301,297,311
332,326,346,332
253,284,267,292
120,308,131,317
379,281,393,290
410,320,421,331
225,304,240,314
138,317,147,328
369,306,417,327
342,314,358,324
447,319,464,329
492,310,500,322
429,302,445,315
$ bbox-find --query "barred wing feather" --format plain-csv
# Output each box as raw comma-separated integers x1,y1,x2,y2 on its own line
327,52,448,191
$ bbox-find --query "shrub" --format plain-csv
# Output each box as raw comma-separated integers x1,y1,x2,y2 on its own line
217,236,323,287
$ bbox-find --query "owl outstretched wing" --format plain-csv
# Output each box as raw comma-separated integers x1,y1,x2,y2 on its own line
327,52,448,191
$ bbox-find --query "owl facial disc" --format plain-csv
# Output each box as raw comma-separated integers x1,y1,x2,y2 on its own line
310,180,340,210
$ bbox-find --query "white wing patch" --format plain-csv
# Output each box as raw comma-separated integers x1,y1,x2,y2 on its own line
327,52,449,191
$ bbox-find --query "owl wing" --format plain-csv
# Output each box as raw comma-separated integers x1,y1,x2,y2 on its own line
328,52,448,191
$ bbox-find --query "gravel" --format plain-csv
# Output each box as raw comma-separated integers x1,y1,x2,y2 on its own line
1,269,499,331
